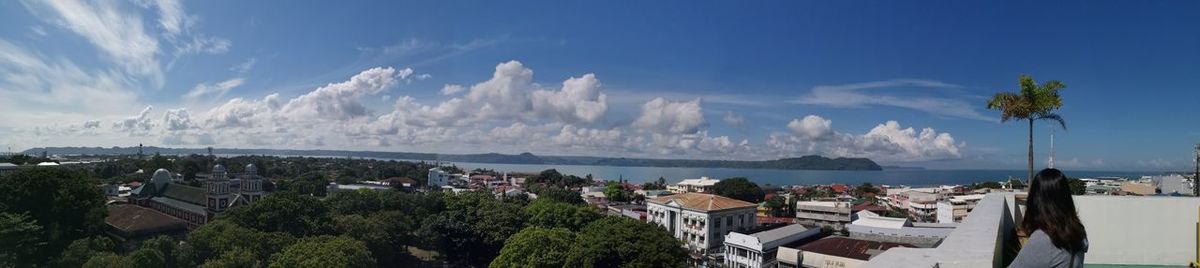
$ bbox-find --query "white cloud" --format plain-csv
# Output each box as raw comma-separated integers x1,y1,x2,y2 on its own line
441,84,465,95
112,106,155,135
202,94,279,129
230,58,257,74
278,67,400,120
32,0,163,83
162,108,194,131
722,111,744,127
787,115,833,140
0,40,139,127
531,73,608,124
30,25,47,36
82,120,100,129
792,79,993,121
1137,158,1175,169
768,115,965,162
632,98,706,134
415,74,432,80
183,78,245,102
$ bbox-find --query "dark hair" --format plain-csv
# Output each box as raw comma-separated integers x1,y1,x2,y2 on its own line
1021,168,1087,252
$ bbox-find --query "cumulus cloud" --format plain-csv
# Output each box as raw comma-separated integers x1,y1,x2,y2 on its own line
112,106,155,134
162,108,194,131
768,115,964,162
632,98,706,134
202,94,280,129
183,78,245,102
791,79,992,121
441,84,465,95
83,120,100,129
531,73,608,124
278,67,399,120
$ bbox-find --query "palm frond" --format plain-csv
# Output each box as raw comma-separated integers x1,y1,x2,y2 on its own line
1037,113,1067,130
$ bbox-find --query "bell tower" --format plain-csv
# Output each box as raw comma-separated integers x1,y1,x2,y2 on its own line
207,164,231,212
241,164,264,202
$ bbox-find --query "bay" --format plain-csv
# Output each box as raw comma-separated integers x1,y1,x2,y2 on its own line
437,161,1158,187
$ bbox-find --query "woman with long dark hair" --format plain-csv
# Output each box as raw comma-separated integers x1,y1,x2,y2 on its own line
1010,168,1088,267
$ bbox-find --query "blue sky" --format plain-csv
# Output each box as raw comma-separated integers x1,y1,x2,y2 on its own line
1,1,1197,171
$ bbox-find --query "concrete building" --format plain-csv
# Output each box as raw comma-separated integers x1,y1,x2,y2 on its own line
1153,174,1194,196
327,183,391,192
1120,181,1157,195
935,194,984,223
0,162,17,176
795,201,853,231
668,177,721,194
847,211,956,248
427,168,452,187
777,237,913,268
127,164,264,228
723,224,821,268
646,192,758,263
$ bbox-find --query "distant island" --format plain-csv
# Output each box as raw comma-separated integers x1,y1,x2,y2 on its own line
23,146,884,171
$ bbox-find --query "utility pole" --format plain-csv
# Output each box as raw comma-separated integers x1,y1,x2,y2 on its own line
1049,130,1056,169
1193,143,1198,197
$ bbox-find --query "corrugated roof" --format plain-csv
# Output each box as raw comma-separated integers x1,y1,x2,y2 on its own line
750,224,813,244
151,196,208,215
105,205,187,237
798,237,914,261
648,192,756,212
161,184,207,206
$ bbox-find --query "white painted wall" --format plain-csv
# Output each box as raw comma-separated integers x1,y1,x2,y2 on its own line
1074,195,1199,266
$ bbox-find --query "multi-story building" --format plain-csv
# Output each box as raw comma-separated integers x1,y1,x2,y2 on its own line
935,194,984,223
667,177,721,194
427,168,451,187
795,201,852,231
128,164,264,228
646,192,758,264
723,224,821,268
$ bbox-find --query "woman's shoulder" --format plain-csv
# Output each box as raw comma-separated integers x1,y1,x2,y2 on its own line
1027,229,1088,253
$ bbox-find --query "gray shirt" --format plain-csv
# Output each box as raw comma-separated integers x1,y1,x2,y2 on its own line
1009,230,1087,268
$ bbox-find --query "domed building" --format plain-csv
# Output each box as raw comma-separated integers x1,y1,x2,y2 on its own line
129,163,268,228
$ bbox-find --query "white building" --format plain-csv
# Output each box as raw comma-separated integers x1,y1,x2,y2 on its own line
935,194,984,223
646,192,758,262
723,224,820,268
667,177,721,194
847,210,956,248
427,168,451,187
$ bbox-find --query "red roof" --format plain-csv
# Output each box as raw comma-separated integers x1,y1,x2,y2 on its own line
830,184,849,193
797,237,914,261
851,204,888,213
757,216,794,225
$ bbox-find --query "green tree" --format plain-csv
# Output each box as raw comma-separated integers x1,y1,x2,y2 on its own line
128,247,167,268
986,75,1067,181
0,168,108,265
269,235,376,268
489,227,576,268
418,193,525,266
199,248,260,268
141,235,191,268
523,199,600,231
764,195,786,217
529,185,585,205
0,213,43,267
83,253,131,268
712,177,764,203
604,182,629,203
334,212,414,266
1068,178,1086,195
186,220,295,263
224,193,333,236
54,236,115,268
565,217,687,268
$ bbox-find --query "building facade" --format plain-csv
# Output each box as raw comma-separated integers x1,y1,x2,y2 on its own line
935,194,984,223
723,224,821,268
667,177,721,194
795,201,853,231
646,192,758,263
129,164,265,228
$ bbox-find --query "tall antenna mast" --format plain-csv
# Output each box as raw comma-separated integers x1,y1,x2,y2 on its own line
1193,143,1198,196
1049,130,1056,169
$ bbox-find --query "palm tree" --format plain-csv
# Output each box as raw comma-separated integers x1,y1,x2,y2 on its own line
986,75,1066,182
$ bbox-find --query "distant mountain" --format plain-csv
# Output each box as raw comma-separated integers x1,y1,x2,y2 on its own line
24,146,883,171
881,165,926,170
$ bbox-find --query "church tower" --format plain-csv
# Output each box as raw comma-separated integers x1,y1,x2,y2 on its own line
241,164,264,203
207,164,232,212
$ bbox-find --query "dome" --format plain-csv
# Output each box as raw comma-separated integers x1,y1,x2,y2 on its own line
213,164,226,173
245,164,257,174
151,168,173,187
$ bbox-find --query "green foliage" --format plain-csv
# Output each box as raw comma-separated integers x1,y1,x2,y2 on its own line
489,227,576,268
764,195,787,217
224,192,333,236
269,235,376,268
604,182,629,203
529,185,585,205
277,172,329,197
528,169,590,187
199,248,260,268
564,217,688,268
0,168,107,266
82,252,131,268
0,213,43,267
1068,178,1086,195
712,177,765,203
186,220,296,263
971,181,1004,190
418,192,526,266
854,183,881,196
128,246,167,268
523,199,600,231
54,236,115,268
333,211,414,266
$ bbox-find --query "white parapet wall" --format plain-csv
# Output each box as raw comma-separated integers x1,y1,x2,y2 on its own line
1074,195,1200,266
